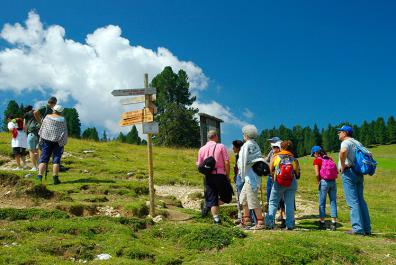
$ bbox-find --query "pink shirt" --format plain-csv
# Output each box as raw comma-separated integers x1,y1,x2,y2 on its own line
196,141,230,175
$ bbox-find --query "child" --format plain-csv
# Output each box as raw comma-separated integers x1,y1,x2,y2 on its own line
7,115,28,170
311,146,338,230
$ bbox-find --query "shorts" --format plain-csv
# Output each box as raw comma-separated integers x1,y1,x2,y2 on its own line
27,132,39,150
204,174,233,208
12,147,26,156
239,182,261,210
38,139,64,164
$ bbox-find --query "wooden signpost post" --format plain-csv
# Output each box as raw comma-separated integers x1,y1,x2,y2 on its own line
112,74,158,217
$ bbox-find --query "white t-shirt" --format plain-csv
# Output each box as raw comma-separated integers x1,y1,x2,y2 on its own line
7,122,28,148
338,138,361,169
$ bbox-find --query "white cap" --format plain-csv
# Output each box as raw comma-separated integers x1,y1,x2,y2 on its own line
53,104,64,113
270,141,282,149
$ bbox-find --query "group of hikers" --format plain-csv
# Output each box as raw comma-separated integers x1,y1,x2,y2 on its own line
197,124,375,235
6,96,68,185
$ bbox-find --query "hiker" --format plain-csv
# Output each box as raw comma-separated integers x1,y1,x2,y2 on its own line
237,125,265,230
34,96,57,123
37,105,68,185
24,105,40,171
266,140,300,230
6,115,28,170
337,125,371,235
311,146,338,230
196,129,233,224
232,139,244,224
265,138,286,228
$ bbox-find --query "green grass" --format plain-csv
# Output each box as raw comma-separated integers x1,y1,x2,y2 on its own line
0,132,395,264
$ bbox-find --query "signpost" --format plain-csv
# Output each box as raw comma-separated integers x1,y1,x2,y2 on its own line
111,74,157,217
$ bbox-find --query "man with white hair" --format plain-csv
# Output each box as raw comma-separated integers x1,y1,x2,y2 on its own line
237,124,265,230
197,129,232,224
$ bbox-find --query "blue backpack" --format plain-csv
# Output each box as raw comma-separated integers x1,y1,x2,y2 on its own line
350,139,377,176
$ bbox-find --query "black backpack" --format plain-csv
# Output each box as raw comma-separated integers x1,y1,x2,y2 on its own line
198,144,217,175
252,161,270,176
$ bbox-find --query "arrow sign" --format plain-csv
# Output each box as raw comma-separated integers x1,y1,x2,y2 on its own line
119,108,154,126
111,87,156,97
120,94,157,105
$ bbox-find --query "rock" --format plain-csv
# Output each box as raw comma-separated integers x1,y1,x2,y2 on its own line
96,254,112,260
82,150,95,154
127,172,134,177
4,191,11,196
81,169,89,173
24,173,33,178
153,215,163,223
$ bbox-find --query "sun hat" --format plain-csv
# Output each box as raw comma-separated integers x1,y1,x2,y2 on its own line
268,136,281,143
53,104,64,113
270,141,282,149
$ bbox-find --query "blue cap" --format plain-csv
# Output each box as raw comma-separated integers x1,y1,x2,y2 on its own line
336,125,353,134
268,136,281,143
311,146,322,156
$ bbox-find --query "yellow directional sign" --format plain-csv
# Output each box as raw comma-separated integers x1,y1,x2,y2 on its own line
119,108,154,126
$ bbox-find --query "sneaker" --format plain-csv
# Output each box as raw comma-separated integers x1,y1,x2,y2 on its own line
345,230,364,236
330,222,337,231
286,227,294,231
36,175,43,182
213,217,221,225
12,167,22,171
279,219,286,229
201,204,210,217
53,175,61,185
30,167,38,171
319,221,326,230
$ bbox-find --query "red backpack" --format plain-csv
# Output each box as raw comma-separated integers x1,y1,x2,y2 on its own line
318,156,338,180
275,155,296,187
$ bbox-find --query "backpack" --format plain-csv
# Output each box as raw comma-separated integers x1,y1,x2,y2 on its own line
318,156,338,180
349,139,377,176
275,155,296,187
252,159,270,177
198,144,217,175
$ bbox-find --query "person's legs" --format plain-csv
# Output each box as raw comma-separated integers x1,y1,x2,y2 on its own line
328,181,338,220
265,182,283,229
27,133,38,169
284,179,297,229
342,169,365,234
51,144,63,184
266,175,272,203
238,183,253,227
356,173,371,234
14,154,21,168
318,180,328,221
37,140,52,181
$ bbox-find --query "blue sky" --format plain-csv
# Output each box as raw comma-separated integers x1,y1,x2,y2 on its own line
0,0,395,145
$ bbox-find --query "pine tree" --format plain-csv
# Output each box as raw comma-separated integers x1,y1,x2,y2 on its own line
3,100,23,131
101,130,108,142
125,125,141,145
387,116,396,144
82,127,99,141
116,132,126,143
63,108,81,138
151,67,200,147
374,117,388,144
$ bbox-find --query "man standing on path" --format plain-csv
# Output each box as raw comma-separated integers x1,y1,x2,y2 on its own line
34,96,57,123
338,125,371,235
197,130,232,224
24,105,40,171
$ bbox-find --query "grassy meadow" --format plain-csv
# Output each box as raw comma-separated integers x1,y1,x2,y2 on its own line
0,132,395,264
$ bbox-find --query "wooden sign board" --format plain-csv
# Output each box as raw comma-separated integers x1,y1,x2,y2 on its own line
119,108,154,126
120,94,156,105
143,122,159,134
112,87,156,97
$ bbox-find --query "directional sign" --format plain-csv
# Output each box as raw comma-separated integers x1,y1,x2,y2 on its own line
119,108,154,126
143,122,159,134
111,87,156,97
120,94,156,105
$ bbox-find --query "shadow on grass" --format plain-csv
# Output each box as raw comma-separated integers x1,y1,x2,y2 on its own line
297,219,344,230
61,178,116,184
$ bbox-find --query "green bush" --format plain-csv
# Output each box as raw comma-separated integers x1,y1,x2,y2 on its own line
0,208,69,221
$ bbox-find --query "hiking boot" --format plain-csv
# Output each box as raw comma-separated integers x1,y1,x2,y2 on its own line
345,230,364,236
36,175,43,182
53,175,61,185
201,203,210,217
330,222,337,231
279,219,286,229
319,221,326,230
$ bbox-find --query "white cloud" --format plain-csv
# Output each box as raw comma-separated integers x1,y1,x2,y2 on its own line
0,11,246,136
242,108,254,119
193,100,247,127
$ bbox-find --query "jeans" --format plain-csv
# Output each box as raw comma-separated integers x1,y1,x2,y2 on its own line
342,168,371,234
318,179,337,219
266,175,272,203
265,178,297,229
